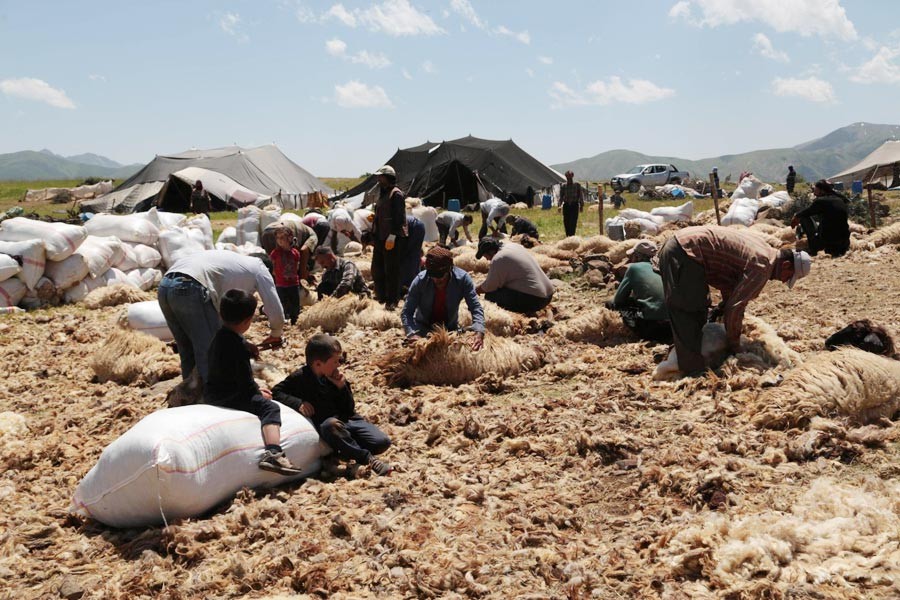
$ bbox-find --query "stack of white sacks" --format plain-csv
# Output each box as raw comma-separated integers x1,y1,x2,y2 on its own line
604,200,694,238
720,175,779,227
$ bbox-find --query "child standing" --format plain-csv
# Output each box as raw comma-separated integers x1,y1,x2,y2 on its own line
205,289,303,476
273,334,393,476
269,227,301,325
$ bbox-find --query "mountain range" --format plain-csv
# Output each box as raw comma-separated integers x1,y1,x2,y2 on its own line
0,149,142,181
552,122,900,183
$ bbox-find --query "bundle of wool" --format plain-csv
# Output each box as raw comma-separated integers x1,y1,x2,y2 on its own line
377,329,543,387
0,412,27,448
658,477,900,596
740,315,801,368
351,258,372,280
531,245,578,261
549,308,631,346
575,235,616,255
453,251,490,274
348,301,400,331
605,239,640,264
83,283,154,309
90,328,180,385
866,221,900,248
623,221,644,240
555,236,583,251
532,253,565,272
751,348,900,428
458,300,527,337
296,295,373,333
751,222,796,244
742,228,785,249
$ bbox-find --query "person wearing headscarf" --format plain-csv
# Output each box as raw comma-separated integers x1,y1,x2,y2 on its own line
791,179,850,257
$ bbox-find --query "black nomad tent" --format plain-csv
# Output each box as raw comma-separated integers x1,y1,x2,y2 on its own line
84,145,332,213
335,136,564,208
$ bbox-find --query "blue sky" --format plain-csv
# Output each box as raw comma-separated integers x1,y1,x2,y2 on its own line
1,0,899,176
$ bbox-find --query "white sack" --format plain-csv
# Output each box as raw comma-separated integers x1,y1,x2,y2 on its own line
650,200,693,222
143,207,186,231
125,300,172,340
730,174,766,201
0,218,87,261
411,206,439,242
278,212,303,224
0,239,45,290
618,209,664,225
236,206,262,246
125,268,162,291
158,228,206,269
45,255,90,290
71,403,326,528
0,278,27,308
721,197,761,227
0,254,21,282
77,236,126,278
761,190,792,208
630,218,661,235
64,268,130,304
185,214,214,250
260,206,282,233
217,226,237,245
124,243,162,269
114,243,140,272
85,214,159,246
654,323,728,380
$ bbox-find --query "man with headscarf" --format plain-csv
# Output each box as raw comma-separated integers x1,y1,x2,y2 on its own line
791,179,850,257
559,170,584,236
371,165,408,308
401,246,485,350
658,226,811,375
606,241,670,342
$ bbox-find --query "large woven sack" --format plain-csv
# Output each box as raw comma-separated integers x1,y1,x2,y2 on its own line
77,236,126,278
64,268,130,304
0,278,26,308
185,214,214,250
0,239,45,289
0,254,21,282
85,214,159,245
124,243,162,269
216,226,237,245
71,403,326,527
0,217,86,261
721,197,761,227
44,255,90,290
158,228,206,269
125,300,172,340
650,200,693,222
411,206,439,242
260,206,282,233
125,267,162,291
236,206,262,246
142,207,186,231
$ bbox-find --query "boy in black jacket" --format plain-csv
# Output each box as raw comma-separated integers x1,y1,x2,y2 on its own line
273,334,393,476
205,289,303,476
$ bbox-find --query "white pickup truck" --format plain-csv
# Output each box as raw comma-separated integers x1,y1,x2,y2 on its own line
611,164,690,193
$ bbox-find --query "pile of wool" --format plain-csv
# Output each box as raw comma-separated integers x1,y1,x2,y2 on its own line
452,249,490,274
576,235,616,255
866,221,900,248
531,244,577,261
296,295,370,333
751,348,900,429
348,301,400,331
89,328,180,385
458,300,527,337
658,477,900,596
605,239,640,264
83,283,154,309
351,258,372,280
554,236,583,251
0,411,27,450
548,307,631,346
532,253,566,272
742,227,786,249
750,222,796,244
740,315,802,368
377,328,543,386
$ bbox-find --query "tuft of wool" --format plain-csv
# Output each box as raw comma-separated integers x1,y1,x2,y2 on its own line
84,283,154,309
459,300,527,337
554,236,583,251
740,315,801,368
348,302,400,331
90,328,181,385
576,235,616,255
751,348,900,429
377,329,543,387
296,295,370,333
549,308,631,346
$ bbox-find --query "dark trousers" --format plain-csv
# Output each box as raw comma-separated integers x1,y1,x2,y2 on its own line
319,415,390,464
437,222,458,246
214,393,283,427
478,218,507,240
401,221,426,289
276,285,300,324
616,301,673,343
798,216,849,257
485,288,552,314
658,237,709,374
562,202,580,236
372,236,407,305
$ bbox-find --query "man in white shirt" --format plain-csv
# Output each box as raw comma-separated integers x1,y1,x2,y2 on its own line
474,238,554,313
158,250,284,383
327,207,363,253
436,211,474,246
478,198,510,239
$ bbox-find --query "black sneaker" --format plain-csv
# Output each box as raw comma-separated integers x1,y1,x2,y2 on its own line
259,450,303,476
368,457,393,476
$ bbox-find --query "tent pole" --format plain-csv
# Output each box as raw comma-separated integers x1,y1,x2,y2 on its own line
598,181,604,236
867,186,876,228
708,172,721,225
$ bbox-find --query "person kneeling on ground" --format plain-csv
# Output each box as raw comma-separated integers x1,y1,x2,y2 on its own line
273,334,393,476
605,240,671,342
205,290,302,476
475,237,554,314
401,246,485,350
790,179,851,257
314,246,369,299
505,214,540,239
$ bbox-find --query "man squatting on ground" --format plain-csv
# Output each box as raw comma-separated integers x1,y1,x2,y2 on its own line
506,214,540,239
606,240,671,342
475,238,554,314
274,333,393,476
314,246,370,299
402,245,485,350
658,225,811,375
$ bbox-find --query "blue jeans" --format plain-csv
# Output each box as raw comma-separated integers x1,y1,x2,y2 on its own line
157,273,221,383
319,416,390,464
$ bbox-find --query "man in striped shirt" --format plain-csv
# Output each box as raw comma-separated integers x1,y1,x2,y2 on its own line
658,226,811,375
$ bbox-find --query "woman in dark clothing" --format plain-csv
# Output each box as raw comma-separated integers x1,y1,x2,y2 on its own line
791,179,850,257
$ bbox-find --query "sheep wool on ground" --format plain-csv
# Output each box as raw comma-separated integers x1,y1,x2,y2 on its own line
89,328,181,385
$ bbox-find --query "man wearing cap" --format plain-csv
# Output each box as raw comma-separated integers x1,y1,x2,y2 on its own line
314,246,369,299
402,246,485,350
371,165,408,307
607,241,670,342
657,226,811,375
478,197,510,239
475,238,555,314
559,171,585,237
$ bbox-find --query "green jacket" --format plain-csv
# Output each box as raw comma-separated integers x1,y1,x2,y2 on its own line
613,262,667,321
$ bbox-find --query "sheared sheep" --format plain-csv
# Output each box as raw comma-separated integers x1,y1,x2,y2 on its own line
90,328,180,385
826,319,896,357
576,235,616,255
866,221,900,247
605,239,640,264
377,328,543,387
83,283,154,309
554,236,583,251
549,308,632,346
751,348,900,428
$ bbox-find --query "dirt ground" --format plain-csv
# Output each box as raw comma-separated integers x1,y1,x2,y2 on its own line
1,229,899,599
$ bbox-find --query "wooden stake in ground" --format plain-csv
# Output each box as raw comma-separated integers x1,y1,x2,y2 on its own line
709,173,721,225
866,185,877,228
598,181,604,235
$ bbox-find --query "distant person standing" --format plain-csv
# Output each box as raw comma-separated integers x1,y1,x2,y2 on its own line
559,170,584,236
190,180,210,215
371,165,408,308
711,167,722,197
610,190,626,209
786,165,797,196
269,228,302,326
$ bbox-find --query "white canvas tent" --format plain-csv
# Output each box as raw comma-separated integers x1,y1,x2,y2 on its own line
828,140,900,189
167,167,271,208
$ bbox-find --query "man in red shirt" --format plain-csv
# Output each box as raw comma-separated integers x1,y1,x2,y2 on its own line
658,226,811,374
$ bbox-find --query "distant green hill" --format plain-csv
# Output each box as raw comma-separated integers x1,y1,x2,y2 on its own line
553,122,900,184
0,150,141,181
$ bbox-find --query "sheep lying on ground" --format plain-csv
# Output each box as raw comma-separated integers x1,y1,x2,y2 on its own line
751,348,900,428
576,235,616,255
90,329,180,385
84,283,154,309
826,319,896,357
377,329,543,387
851,221,900,251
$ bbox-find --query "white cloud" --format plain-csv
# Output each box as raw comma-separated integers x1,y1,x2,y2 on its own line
549,77,675,108
772,76,836,102
752,32,789,62
295,3,318,23
334,80,394,108
538,56,553,65
402,68,413,80
849,46,900,84
450,0,486,29
325,38,391,69
422,60,436,74
325,38,348,56
324,0,443,36
495,25,530,44
219,12,249,42
525,68,535,78
0,77,76,109
326,3,357,27
669,0,857,41
88,74,106,82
